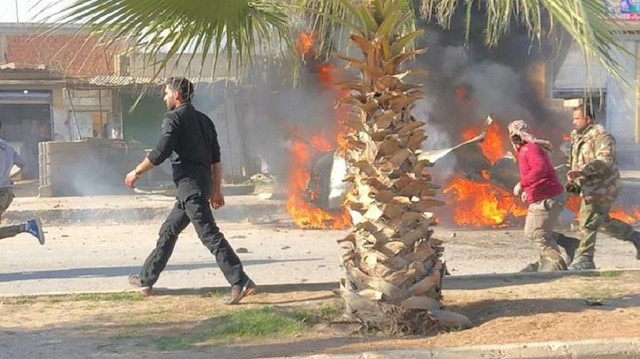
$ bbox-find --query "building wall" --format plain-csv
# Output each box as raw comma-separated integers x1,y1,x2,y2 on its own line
553,36,640,168
606,40,637,143
63,88,122,140
0,24,120,78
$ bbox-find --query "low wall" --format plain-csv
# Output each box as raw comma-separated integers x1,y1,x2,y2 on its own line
38,139,166,197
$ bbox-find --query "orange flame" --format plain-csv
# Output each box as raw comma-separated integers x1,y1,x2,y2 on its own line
296,32,314,56
285,137,351,229
461,121,507,165
565,196,581,213
562,133,571,142
566,196,640,224
444,177,527,227
444,121,525,227
285,42,352,229
610,206,640,223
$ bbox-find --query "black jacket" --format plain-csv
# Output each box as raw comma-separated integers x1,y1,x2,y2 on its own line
147,103,221,183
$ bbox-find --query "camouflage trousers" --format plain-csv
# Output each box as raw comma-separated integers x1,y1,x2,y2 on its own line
0,187,22,240
524,193,567,269
576,198,635,258
0,187,14,224
0,223,21,240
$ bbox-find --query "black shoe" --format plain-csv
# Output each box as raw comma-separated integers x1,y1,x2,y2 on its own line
557,233,579,265
25,219,45,245
225,278,256,305
128,274,152,297
568,255,596,270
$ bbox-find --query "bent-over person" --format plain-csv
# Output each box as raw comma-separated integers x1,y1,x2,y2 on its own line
509,120,578,271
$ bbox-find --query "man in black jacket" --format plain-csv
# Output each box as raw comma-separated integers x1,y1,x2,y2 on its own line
125,77,255,304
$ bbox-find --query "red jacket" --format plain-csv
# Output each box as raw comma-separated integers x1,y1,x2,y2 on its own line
517,142,564,204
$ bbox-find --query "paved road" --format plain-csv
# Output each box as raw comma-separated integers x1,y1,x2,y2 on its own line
2,221,640,296
1,176,639,296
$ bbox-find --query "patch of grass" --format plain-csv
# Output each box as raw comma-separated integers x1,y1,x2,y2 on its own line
145,306,333,350
200,289,227,298
598,270,622,278
318,303,343,321
3,297,32,305
136,310,171,324
155,336,190,351
3,292,144,305
295,303,343,325
64,292,146,302
213,307,307,338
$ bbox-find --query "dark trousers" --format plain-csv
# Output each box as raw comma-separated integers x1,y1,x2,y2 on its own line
138,177,246,288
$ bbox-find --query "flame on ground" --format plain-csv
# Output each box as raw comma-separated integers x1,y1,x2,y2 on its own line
566,196,640,224
445,121,526,227
444,177,527,227
285,136,351,229
285,40,352,229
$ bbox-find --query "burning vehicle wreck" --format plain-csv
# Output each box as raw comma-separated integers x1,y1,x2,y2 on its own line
298,116,525,226
295,116,584,229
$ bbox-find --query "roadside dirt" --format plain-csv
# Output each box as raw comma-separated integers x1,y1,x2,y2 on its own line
2,271,640,359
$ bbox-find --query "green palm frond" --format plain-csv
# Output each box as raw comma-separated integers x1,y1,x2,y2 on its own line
42,0,291,78
419,0,629,85
287,0,418,57
42,0,628,85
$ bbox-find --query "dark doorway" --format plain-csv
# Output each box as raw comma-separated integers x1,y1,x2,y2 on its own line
0,99,52,179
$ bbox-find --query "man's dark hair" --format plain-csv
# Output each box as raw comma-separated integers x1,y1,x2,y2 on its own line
574,102,596,122
165,77,194,102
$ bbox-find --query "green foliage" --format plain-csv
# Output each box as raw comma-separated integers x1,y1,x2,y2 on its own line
295,302,343,324
45,0,628,84
599,270,622,278
213,307,307,337
154,336,191,351
45,0,292,77
68,292,146,302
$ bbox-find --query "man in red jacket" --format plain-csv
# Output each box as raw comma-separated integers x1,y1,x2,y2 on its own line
509,120,578,271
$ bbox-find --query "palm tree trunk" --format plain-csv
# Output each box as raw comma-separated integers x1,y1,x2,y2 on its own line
336,0,469,334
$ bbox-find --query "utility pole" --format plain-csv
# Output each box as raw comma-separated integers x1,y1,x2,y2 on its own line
15,0,19,23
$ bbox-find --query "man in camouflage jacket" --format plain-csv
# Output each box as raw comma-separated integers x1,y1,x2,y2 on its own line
565,105,640,270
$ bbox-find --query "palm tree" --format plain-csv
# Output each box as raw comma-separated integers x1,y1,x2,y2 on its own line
50,0,625,334
330,1,458,333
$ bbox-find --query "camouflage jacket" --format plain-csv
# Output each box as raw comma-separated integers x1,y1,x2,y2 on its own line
569,124,620,205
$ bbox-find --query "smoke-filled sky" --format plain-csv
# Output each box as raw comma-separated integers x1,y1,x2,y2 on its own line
0,0,67,23
233,19,575,186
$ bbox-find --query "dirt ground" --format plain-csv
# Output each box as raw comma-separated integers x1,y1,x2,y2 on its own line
2,271,640,358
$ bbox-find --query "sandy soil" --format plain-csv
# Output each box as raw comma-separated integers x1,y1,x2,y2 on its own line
2,271,640,359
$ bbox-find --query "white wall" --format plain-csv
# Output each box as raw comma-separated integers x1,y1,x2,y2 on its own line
554,38,639,143
606,40,637,143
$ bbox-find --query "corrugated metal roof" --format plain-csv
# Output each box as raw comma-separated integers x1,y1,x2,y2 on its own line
88,75,239,88
89,75,157,87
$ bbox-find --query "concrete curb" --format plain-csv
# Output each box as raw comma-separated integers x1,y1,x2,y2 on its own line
267,338,640,359
4,268,636,298
3,198,286,225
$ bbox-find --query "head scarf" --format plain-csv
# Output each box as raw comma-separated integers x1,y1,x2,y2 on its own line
508,120,553,152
